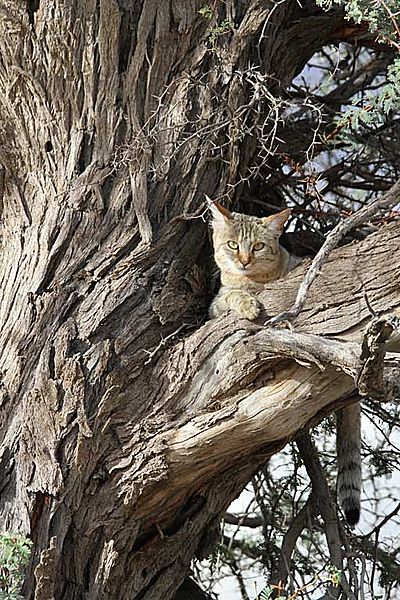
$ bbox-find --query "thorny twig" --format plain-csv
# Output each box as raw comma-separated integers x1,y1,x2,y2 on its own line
142,324,188,365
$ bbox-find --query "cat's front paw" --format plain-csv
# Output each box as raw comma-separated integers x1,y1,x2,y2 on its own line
235,295,261,320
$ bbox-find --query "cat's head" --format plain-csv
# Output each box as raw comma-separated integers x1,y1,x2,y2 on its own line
209,202,291,279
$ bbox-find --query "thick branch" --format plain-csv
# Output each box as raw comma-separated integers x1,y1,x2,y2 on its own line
142,328,359,520
266,178,400,326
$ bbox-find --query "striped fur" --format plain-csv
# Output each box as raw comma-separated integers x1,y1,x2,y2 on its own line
336,403,362,525
209,202,362,524
209,203,299,319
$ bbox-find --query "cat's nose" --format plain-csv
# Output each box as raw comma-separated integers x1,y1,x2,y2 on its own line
239,254,251,267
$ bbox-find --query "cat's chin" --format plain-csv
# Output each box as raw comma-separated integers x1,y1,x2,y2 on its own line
228,265,256,276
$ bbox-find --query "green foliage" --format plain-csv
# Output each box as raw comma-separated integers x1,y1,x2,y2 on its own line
254,566,342,600
198,4,232,47
316,0,400,139
331,56,400,148
256,585,274,599
316,0,400,45
326,564,342,586
198,5,213,20
0,534,32,600
369,446,397,477
206,19,232,46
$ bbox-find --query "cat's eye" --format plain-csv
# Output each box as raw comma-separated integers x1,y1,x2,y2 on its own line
227,240,239,250
253,242,265,251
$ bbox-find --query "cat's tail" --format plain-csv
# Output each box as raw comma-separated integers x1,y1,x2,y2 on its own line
336,403,362,526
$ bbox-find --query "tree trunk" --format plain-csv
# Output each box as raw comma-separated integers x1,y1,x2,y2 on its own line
0,1,399,599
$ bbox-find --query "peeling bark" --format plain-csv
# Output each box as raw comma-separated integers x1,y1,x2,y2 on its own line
0,1,399,599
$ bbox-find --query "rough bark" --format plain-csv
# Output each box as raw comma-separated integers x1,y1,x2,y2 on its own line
13,217,400,600
0,1,399,599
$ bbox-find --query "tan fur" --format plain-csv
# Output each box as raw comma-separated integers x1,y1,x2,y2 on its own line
209,203,299,319
209,202,362,525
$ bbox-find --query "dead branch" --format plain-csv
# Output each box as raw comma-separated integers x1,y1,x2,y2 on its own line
266,178,400,327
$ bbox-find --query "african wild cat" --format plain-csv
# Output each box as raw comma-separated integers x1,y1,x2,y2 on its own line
208,201,361,525
208,202,299,319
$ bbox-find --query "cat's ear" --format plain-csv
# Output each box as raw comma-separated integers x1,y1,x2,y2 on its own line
208,201,233,226
263,208,291,235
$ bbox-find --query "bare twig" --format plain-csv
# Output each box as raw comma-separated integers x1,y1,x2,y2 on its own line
224,512,264,528
270,493,316,588
227,555,251,600
362,501,400,541
142,324,188,365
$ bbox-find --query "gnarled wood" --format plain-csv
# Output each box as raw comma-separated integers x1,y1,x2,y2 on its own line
21,220,400,600
0,1,399,599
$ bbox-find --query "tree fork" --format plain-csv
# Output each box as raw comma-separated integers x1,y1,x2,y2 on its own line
21,220,400,599
0,1,399,599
